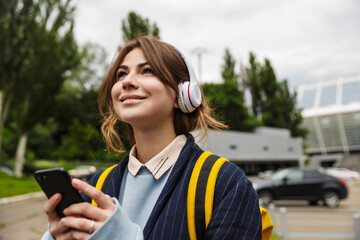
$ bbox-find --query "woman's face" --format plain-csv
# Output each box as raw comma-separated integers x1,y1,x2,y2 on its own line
111,48,178,129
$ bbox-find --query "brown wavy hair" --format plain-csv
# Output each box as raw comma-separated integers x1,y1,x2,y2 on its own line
98,36,227,153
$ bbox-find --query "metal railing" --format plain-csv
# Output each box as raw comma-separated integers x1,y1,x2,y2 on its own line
267,203,360,240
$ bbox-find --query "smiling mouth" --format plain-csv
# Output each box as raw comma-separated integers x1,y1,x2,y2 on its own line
120,97,146,102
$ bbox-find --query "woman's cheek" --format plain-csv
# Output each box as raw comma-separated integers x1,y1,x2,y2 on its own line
111,82,122,101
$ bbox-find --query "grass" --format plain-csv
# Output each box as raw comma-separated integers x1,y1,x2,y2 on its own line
0,159,118,198
0,171,41,198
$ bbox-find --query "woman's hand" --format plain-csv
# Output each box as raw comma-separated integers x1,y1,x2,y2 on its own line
57,178,116,240
43,193,71,239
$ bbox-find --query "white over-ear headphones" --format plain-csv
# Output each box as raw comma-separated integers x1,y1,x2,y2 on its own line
175,48,202,113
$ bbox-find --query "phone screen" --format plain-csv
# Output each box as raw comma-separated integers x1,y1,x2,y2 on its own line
35,168,84,217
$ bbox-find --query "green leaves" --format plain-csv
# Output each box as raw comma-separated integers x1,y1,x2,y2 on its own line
245,52,307,138
202,49,260,132
221,49,238,85
121,11,160,41
202,81,260,132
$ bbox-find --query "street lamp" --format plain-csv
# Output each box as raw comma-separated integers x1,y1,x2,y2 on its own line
192,47,207,83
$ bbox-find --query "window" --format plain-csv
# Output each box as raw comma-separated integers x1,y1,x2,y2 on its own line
304,170,322,179
299,89,316,109
319,85,337,107
230,145,237,150
271,169,290,180
287,170,303,181
342,81,360,105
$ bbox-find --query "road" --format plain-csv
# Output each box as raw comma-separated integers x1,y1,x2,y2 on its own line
267,181,360,240
0,182,359,240
0,194,48,240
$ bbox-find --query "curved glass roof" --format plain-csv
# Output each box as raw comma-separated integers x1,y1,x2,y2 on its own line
297,76,360,117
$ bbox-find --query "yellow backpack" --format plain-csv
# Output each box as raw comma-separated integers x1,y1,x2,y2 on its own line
92,151,274,240
187,151,273,240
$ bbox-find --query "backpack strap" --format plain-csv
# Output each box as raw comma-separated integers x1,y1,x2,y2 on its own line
187,152,274,240
187,151,229,240
91,164,117,207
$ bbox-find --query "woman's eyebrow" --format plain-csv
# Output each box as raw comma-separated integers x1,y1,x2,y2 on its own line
138,62,149,68
118,65,128,70
117,62,149,71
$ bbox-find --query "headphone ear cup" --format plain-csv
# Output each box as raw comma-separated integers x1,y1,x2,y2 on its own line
173,46,202,113
177,82,196,113
177,83,188,113
188,83,202,108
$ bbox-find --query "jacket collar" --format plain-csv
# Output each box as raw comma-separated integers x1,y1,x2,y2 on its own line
143,134,201,237
104,134,200,236
104,154,129,200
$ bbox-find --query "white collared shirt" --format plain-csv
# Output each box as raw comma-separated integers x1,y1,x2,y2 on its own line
127,135,187,180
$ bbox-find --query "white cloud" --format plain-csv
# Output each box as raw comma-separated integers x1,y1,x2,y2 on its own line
73,0,360,88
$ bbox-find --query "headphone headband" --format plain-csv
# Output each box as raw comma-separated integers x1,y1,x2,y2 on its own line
173,47,198,86
172,46,202,113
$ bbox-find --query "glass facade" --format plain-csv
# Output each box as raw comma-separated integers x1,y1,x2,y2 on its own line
298,76,360,154
299,89,316,109
319,85,337,107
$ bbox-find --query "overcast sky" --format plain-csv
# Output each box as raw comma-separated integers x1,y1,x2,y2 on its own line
73,0,360,88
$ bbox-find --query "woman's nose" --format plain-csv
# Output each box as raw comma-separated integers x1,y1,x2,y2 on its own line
122,72,139,90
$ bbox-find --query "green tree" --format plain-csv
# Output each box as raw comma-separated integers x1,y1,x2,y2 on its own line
203,49,260,131
12,0,81,177
121,11,160,41
27,118,58,159
0,0,40,161
53,119,96,160
221,49,238,85
245,52,262,118
278,80,307,138
66,43,108,91
245,52,307,138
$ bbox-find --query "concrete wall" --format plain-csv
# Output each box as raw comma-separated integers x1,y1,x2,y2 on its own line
193,127,304,163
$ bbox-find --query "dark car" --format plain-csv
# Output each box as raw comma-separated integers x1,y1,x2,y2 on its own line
253,167,348,208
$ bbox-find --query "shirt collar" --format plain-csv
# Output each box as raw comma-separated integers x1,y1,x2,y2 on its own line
128,135,187,180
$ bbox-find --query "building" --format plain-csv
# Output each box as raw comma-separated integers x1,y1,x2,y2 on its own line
297,75,360,169
193,127,304,175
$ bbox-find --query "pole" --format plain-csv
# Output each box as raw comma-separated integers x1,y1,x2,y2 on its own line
280,207,288,240
354,213,360,240
268,203,277,234
192,48,207,83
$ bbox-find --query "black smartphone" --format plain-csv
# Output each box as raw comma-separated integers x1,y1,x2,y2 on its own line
34,168,84,218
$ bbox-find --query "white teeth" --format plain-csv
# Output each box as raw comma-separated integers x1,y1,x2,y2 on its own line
123,98,142,102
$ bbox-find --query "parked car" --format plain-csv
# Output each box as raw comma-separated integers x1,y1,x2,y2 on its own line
0,166,13,176
68,165,97,181
257,170,275,179
325,168,360,181
253,167,348,208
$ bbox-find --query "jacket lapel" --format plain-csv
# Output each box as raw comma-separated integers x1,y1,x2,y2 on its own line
143,135,199,237
105,154,129,199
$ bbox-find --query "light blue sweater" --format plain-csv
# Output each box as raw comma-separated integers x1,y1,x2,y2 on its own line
118,165,171,230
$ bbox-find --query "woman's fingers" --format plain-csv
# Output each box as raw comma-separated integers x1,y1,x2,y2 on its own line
43,193,61,221
43,193,69,236
69,230,91,240
60,216,97,235
55,229,90,240
72,179,115,210
63,202,103,220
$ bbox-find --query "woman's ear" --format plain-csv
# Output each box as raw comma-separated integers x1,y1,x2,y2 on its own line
174,100,180,109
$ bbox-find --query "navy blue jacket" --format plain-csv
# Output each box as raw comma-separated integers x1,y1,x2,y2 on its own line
84,135,262,239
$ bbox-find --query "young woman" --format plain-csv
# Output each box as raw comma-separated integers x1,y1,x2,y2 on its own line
42,36,262,240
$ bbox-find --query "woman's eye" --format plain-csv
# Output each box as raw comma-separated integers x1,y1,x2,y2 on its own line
143,68,154,75
117,71,127,80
